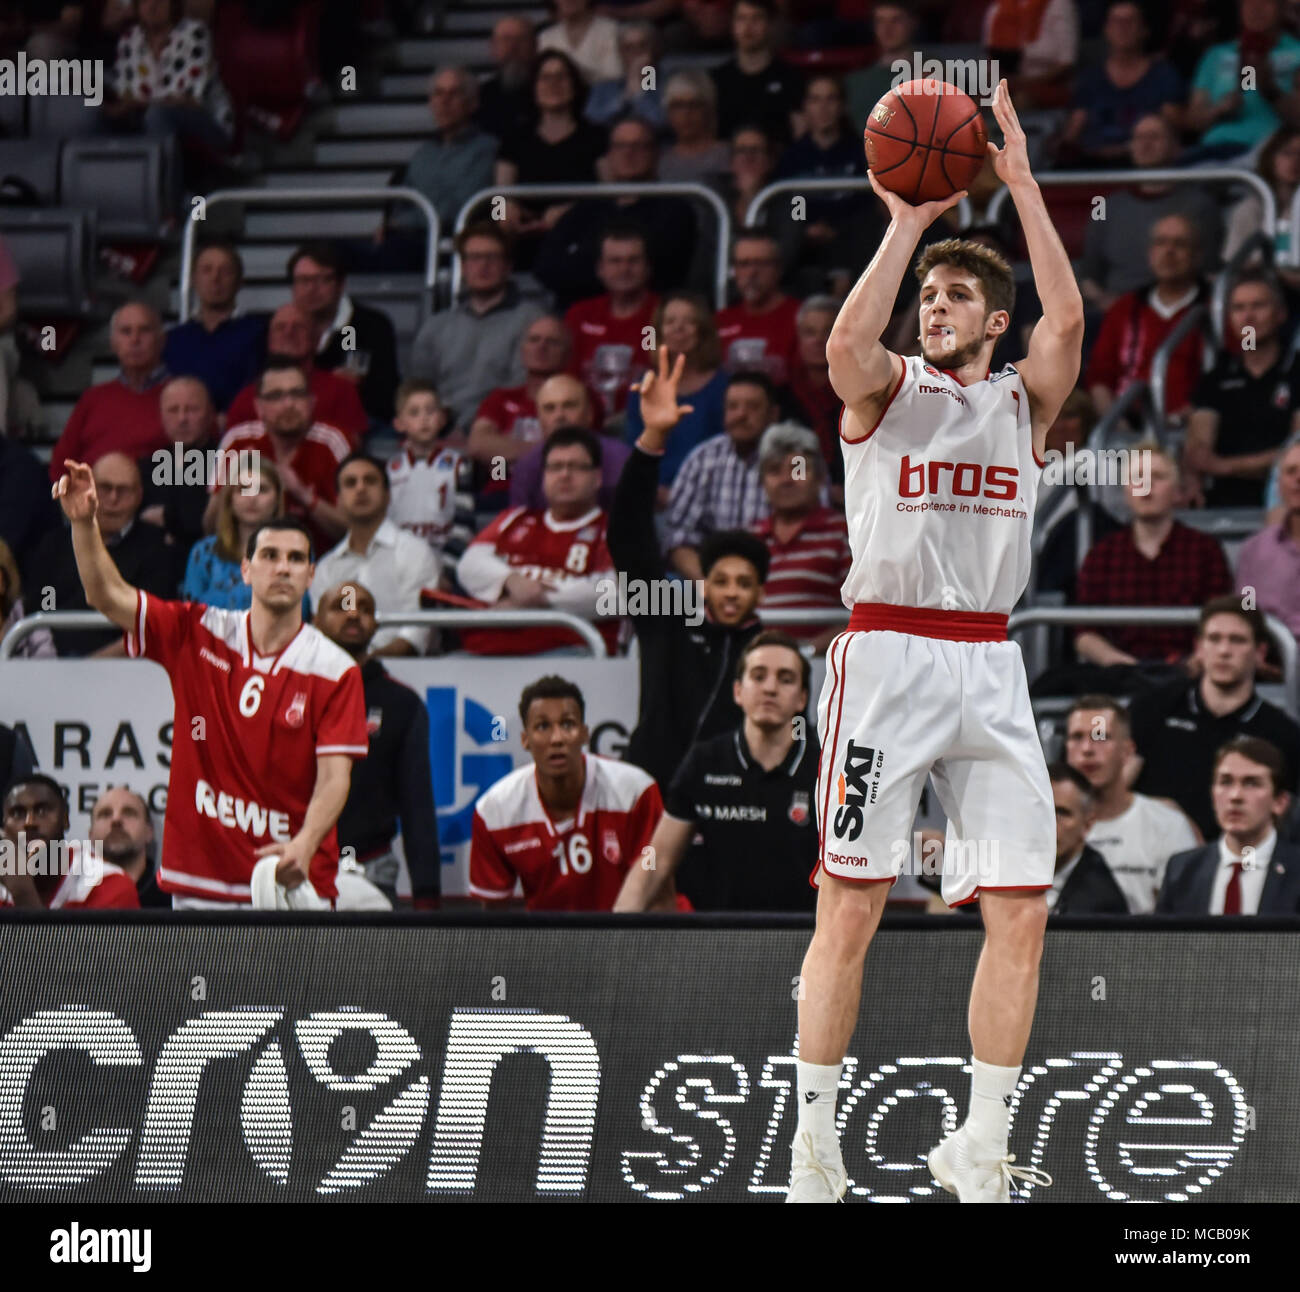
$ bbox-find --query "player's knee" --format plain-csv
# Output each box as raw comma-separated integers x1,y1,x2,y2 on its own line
817,874,888,953
982,890,1047,953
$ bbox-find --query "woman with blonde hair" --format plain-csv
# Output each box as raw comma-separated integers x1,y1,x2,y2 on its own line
181,459,310,613
659,69,731,186
622,290,730,484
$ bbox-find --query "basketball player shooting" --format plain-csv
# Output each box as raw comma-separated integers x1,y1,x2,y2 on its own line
781,79,1084,1201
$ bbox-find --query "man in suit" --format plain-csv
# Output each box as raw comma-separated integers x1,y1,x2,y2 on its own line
1158,736,1300,915
1047,762,1129,915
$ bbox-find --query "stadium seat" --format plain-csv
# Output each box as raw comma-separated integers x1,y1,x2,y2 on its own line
27,94,103,140
0,207,95,315
0,139,60,204
58,138,177,240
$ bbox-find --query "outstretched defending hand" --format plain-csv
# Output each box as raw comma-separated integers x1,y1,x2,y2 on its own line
52,460,98,524
866,168,967,230
987,78,1033,189
634,346,695,450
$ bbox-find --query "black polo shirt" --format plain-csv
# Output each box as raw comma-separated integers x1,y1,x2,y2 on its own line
1192,351,1300,507
664,726,818,913
1129,681,1300,838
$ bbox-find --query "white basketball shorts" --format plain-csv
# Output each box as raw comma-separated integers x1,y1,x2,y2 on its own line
812,605,1055,907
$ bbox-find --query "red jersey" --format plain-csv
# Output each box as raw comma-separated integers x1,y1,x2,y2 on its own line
470,753,662,909
565,293,657,414
473,385,543,497
226,367,367,445
715,297,801,386
125,593,369,903
215,420,350,552
50,857,140,909
456,506,619,654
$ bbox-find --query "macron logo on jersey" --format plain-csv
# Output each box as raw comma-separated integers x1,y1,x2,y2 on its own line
898,453,1018,501
195,779,292,842
917,382,967,408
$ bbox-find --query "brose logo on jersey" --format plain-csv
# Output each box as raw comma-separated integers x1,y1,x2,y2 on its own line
898,453,1018,501
832,741,881,842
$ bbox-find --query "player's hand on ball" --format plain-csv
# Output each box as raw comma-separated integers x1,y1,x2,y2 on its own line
866,169,967,229
52,460,99,523
987,79,1033,188
634,346,695,446
255,839,310,890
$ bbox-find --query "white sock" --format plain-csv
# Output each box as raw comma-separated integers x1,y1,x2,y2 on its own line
964,1057,1020,1155
795,1059,842,1148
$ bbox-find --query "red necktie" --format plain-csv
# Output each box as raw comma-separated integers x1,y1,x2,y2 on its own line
1222,861,1243,916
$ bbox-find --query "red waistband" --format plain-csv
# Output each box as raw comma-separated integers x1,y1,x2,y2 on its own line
847,603,1009,642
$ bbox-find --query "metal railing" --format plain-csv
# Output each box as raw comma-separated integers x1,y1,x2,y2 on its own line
1147,303,1208,438
1210,230,1274,340
986,167,1275,238
745,178,972,234
0,608,608,660
451,183,732,308
1007,606,1299,715
1288,186,1300,269
179,187,440,318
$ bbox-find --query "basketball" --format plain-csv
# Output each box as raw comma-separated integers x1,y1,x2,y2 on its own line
864,79,987,204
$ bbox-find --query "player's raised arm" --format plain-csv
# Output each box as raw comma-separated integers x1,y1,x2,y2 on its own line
52,461,142,632
990,80,1085,449
827,171,967,427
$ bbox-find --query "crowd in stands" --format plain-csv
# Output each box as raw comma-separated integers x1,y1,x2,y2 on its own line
5,0,1300,914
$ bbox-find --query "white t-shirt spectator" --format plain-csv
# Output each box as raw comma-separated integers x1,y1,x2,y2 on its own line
538,17,622,85
113,17,234,137
1087,792,1199,914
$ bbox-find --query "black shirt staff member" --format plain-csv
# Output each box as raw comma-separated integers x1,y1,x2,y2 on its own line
616,629,818,913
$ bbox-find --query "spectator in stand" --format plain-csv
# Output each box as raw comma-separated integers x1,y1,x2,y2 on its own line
0,539,53,659
409,223,548,431
1129,597,1300,839
470,675,663,910
1077,116,1224,316
1184,271,1300,507
457,427,618,655
716,232,801,386
163,242,266,413
1065,694,1200,912
1237,434,1300,640
1043,762,1129,915
49,301,169,482
1056,1,1185,168
509,375,633,510
89,786,167,908
539,0,622,85
288,242,401,424
1224,125,1300,297
711,0,804,143
1073,446,1233,667
664,373,783,579
533,121,697,308
0,775,139,910
1157,735,1300,913
659,70,731,186
0,231,17,436
379,67,498,269
616,630,818,912
563,226,658,408
315,580,441,908
102,0,233,180
611,349,770,787
467,315,573,494
476,15,538,143
493,50,608,253
786,295,845,488
751,422,850,653
213,357,349,551
225,304,367,447
844,0,918,135
1085,213,1211,420
983,0,1079,110
310,453,441,658
716,126,789,250
183,459,310,615
1186,0,1300,162
0,435,57,584
585,21,666,129
138,376,219,558
623,292,730,484
386,380,473,561
27,453,180,657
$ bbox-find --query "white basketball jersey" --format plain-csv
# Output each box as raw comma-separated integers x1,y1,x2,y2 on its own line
840,355,1042,615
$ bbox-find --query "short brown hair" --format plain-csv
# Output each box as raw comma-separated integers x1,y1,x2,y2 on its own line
1213,736,1287,796
914,237,1015,320
736,628,811,694
395,378,440,413
456,220,512,260
1197,595,1269,648
654,290,723,371
1067,694,1131,740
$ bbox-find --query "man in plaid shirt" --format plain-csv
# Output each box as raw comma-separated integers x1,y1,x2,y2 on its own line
664,371,780,579
1074,445,1232,664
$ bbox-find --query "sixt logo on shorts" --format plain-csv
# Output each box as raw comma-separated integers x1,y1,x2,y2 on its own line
832,741,882,841
898,453,1018,501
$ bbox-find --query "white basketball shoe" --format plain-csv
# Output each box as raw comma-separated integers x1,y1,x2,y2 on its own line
927,1125,1052,1203
786,1131,848,1203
